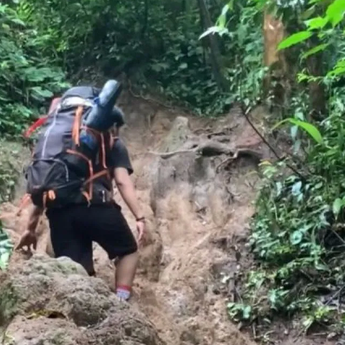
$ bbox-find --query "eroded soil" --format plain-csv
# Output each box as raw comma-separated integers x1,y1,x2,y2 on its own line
0,93,336,345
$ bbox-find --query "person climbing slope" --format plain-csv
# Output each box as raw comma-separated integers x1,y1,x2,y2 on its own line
16,81,145,301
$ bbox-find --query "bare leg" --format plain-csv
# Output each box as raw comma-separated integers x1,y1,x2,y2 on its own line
115,251,139,298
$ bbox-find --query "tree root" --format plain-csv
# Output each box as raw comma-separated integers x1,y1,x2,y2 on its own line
148,140,263,168
148,140,233,159
215,149,262,172
197,140,233,156
148,149,197,159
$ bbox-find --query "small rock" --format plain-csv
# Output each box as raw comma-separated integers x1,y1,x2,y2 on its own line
328,332,337,340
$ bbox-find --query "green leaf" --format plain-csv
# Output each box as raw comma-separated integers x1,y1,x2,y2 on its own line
333,198,343,216
30,87,53,98
10,18,26,26
306,16,328,30
272,118,323,143
301,43,329,59
327,59,345,77
291,125,298,139
0,229,13,270
278,31,313,50
315,262,329,271
216,4,230,28
326,0,345,27
292,181,302,196
290,230,303,245
302,316,314,331
199,26,228,39
242,305,252,320
227,0,234,11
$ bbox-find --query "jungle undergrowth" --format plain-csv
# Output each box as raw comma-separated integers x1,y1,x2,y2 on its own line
213,1,345,342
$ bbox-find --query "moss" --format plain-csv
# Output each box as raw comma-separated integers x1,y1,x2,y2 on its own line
50,331,69,345
0,281,21,325
0,140,30,203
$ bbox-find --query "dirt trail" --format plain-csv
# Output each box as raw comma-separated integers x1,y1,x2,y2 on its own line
1,93,269,345
99,93,264,345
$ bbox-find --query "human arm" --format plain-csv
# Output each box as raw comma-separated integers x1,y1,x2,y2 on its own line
16,205,43,251
114,167,143,219
110,139,145,243
28,205,43,232
114,167,145,243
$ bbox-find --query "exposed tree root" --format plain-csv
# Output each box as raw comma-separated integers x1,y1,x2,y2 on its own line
215,149,262,172
148,140,263,168
148,149,197,159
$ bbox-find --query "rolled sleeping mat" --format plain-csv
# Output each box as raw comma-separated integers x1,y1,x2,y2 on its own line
79,106,125,152
84,79,123,131
79,81,124,152
112,106,125,128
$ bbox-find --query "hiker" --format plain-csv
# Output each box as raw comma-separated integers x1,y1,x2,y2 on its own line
16,82,145,301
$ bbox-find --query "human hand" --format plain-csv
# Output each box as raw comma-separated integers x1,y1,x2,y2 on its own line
16,230,37,252
136,218,146,245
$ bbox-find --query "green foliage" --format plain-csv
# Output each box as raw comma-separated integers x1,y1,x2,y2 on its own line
272,118,323,143
278,31,313,50
142,8,227,115
0,142,30,204
278,0,345,81
221,0,345,338
237,112,345,330
19,0,215,112
0,3,68,136
0,227,13,270
201,1,265,108
18,0,266,115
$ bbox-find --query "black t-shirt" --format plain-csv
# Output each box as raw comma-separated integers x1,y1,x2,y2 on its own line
109,139,133,175
91,138,133,202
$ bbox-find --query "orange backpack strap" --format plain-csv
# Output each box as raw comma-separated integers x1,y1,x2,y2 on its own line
23,116,48,138
23,97,62,139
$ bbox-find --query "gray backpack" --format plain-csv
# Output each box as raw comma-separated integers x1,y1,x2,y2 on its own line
24,82,123,209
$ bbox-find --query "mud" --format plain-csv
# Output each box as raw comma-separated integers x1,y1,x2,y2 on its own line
0,93,334,345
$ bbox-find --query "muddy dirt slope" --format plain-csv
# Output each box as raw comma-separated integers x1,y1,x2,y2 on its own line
1,93,271,345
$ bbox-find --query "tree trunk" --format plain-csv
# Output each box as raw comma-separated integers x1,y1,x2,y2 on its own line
197,0,228,92
306,36,326,120
263,10,289,110
263,12,286,68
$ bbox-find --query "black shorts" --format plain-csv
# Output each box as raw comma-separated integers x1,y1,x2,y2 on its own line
46,202,138,275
